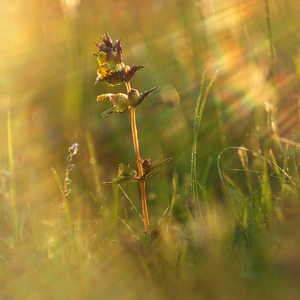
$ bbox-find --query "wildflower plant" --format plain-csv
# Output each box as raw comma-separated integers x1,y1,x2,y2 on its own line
92,33,171,234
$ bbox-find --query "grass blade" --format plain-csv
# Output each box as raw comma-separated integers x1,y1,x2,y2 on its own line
191,70,219,209
118,184,144,223
86,132,102,202
7,110,19,239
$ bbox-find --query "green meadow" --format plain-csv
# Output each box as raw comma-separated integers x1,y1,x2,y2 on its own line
1,0,300,299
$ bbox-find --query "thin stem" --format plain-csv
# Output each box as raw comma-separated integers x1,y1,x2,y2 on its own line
125,81,132,93
140,181,150,233
131,107,143,176
130,107,150,233
7,110,19,239
265,0,274,80
61,161,72,234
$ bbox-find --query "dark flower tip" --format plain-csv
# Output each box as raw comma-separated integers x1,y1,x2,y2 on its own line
137,86,160,106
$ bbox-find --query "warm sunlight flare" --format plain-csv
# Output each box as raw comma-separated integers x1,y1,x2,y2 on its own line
0,0,300,299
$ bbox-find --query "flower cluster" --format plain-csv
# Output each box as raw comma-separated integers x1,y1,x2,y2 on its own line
92,33,158,116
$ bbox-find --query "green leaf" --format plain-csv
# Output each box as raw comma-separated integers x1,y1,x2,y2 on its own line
141,157,172,180
103,164,140,185
101,106,128,117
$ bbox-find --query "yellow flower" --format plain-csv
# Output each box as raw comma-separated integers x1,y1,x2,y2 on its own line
97,93,129,116
92,33,123,85
97,51,108,66
92,33,145,86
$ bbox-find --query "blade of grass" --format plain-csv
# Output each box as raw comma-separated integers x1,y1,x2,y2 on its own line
118,217,135,235
218,146,295,196
86,132,102,203
265,0,274,80
228,169,298,188
191,70,219,236
51,166,71,231
221,172,246,203
191,70,206,206
221,172,247,237
113,184,119,225
169,170,178,218
261,148,272,215
191,70,219,206
7,110,18,239
51,167,63,193
118,184,144,223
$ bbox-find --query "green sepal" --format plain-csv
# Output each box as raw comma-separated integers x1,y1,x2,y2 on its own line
103,164,140,185
137,86,160,106
123,65,145,82
101,107,124,117
141,157,172,180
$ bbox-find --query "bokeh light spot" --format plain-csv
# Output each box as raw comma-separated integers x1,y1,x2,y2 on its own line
160,85,180,106
220,134,226,142
174,45,193,64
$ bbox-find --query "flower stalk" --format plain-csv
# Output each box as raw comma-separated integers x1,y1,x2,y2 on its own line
93,33,171,234
130,107,150,233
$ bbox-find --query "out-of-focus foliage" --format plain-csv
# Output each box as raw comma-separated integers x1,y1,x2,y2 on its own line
1,0,300,299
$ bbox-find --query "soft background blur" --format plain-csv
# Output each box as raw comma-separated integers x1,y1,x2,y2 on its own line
0,0,300,235
2,0,300,299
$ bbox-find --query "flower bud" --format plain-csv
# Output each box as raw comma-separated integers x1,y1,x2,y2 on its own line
128,89,140,107
110,93,129,111
64,189,71,196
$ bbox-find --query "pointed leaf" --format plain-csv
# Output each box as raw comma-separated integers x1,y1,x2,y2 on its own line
123,64,145,82
101,107,119,117
141,157,172,180
118,164,137,176
101,105,129,117
103,164,140,185
103,177,139,185
137,86,160,106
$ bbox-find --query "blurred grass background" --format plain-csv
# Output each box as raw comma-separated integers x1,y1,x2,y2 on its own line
1,0,300,299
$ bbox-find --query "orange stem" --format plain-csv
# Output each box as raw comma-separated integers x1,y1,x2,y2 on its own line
130,107,150,233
